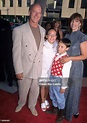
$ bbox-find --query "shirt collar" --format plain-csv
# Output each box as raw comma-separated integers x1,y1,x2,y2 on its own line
44,40,56,48
56,52,67,56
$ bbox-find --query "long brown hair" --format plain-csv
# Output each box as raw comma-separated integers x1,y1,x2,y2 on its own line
68,13,83,33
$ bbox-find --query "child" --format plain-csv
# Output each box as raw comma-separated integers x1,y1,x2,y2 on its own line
40,28,58,111
46,38,72,123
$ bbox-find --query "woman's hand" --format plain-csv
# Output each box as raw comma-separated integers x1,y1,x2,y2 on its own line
61,56,71,64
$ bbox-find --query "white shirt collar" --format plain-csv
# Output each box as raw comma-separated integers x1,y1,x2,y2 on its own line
44,40,57,48
56,52,67,57
55,52,67,61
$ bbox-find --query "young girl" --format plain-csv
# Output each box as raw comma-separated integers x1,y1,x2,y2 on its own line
40,28,58,111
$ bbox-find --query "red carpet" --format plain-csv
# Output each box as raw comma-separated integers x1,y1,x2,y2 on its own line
0,87,87,123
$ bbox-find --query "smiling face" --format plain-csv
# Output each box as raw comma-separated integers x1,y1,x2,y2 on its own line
29,4,42,26
69,13,83,33
70,18,81,32
46,29,57,44
58,41,68,55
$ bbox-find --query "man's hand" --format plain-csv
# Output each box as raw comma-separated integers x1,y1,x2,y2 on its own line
16,73,23,80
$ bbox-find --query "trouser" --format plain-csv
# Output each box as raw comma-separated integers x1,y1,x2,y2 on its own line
50,75,65,109
17,77,39,108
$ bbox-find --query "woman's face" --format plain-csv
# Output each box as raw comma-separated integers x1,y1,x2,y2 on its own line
54,22,60,28
70,18,81,32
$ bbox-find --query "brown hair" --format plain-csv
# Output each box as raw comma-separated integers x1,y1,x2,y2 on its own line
52,20,61,29
68,13,83,33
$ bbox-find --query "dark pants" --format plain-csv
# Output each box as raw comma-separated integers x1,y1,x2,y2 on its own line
0,48,14,83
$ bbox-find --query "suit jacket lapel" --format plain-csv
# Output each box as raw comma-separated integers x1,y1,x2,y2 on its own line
24,22,37,52
37,25,44,53
24,23,44,54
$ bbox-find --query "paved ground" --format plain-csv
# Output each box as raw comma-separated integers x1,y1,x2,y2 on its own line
0,80,17,93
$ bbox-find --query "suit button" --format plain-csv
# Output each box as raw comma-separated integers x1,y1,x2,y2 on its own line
29,54,31,56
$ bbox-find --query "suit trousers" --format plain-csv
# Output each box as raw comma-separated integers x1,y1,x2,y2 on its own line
17,77,39,108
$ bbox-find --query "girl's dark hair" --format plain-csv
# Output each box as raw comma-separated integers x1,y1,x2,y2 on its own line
68,13,83,33
60,38,71,48
44,22,52,30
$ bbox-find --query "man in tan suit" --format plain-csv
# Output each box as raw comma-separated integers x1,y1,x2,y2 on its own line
12,3,45,116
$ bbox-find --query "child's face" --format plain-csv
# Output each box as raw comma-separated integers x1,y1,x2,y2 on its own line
46,29,57,44
58,42,68,54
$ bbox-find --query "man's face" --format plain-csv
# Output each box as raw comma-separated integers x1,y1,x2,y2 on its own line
29,4,42,24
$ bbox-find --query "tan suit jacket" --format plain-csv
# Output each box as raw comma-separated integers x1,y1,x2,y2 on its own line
12,22,45,79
